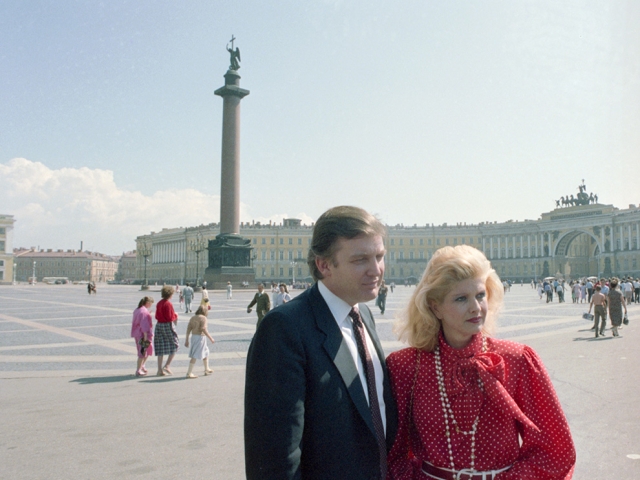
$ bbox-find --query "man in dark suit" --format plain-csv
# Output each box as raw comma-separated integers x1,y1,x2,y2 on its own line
246,283,271,326
245,206,397,480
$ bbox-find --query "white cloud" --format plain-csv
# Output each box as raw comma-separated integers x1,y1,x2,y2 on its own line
0,158,315,254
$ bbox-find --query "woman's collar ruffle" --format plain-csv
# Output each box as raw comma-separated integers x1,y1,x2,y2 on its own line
438,330,540,432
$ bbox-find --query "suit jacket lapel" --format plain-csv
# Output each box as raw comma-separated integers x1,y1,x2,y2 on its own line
308,285,376,436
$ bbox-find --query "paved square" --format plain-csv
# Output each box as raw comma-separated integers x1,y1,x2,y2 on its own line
1,284,639,478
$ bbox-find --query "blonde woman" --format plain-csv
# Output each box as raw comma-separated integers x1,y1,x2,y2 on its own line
387,245,575,479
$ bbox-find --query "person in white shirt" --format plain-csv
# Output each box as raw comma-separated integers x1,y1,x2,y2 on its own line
273,283,292,307
244,206,397,480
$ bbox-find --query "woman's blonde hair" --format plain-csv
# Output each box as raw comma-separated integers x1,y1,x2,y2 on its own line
394,245,504,351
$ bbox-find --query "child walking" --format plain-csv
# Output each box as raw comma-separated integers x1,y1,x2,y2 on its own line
184,306,215,378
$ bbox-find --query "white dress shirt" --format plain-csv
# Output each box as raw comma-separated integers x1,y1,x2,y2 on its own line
318,281,387,433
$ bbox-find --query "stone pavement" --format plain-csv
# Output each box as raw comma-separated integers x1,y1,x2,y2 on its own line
0,284,639,479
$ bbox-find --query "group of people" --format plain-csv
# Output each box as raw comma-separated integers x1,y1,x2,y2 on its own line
536,279,567,303
130,285,215,378
587,278,630,338
244,206,576,479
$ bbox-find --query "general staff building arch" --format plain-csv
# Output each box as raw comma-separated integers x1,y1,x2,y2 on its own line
135,203,640,285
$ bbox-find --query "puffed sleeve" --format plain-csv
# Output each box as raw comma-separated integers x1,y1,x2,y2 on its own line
497,346,576,479
244,312,306,480
386,349,421,480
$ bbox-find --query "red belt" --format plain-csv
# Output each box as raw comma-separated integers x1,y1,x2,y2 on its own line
421,461,511,480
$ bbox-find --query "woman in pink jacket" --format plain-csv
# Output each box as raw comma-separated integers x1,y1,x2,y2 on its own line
131,296,154,377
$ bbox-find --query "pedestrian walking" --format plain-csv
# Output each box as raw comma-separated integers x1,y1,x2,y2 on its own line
226,281,233,299
182,283,194,313
247,283,271,326
184,306,215,378
154,285,179,375
376,280,388,314
587,285,608,337
273,283,291,308
607,279,627,337
131,296,154,377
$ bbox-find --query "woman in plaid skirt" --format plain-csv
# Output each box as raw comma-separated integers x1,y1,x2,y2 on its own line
154,285,179,376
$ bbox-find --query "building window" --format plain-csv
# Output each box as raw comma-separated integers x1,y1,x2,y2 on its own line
261,238,266,244
0,241,4,250
390,251,395,260
279,250,284,260
288,238,293,245
410,239,414,246
420,239,424,245
469,238,473,244
298,238,302,245
270,238,275,245
399,252,404,260
419,251,424,259
252,238,257,244
436,239,440,245
270,251,275,260
0,227,5,234
428,239,432,245
453,238,457,245
279,267,284,276
280,238,284,245
399,239,404,246
270,267,274,276
409,251,414,259
461,238,465,244
261,251,266,260
445,238,449,245
288,251,293,260
390,239,395,246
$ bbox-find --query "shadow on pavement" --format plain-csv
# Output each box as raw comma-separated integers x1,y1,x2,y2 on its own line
140,376,187,383
572,336,615,342
71,375,138,385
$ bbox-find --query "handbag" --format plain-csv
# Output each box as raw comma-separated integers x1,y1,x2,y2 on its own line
623,314,629,325
582,313,594,321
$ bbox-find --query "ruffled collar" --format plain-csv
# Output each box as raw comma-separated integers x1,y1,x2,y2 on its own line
437,331,539,432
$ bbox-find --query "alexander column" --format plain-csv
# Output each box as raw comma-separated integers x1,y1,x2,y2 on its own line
204,36,255,288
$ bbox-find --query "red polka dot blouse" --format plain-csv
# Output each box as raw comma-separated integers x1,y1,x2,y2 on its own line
386,333,576,479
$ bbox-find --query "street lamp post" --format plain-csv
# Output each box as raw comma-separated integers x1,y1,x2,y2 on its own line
188,232,208,288
139,242,152,290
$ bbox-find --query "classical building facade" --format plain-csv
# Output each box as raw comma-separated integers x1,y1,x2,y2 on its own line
0,214,16,284
14,249,119,283
135,203,640,285
116,251,137,282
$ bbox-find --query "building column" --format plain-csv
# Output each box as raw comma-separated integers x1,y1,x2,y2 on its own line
620,225,624,250
490,237,493,259
611,225,616,251
636,222,640,250
601,227,605,253
497,237,501,259
482,237,486,254
527,235,531,258
628,224,632,250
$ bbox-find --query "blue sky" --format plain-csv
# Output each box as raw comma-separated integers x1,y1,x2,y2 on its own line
1,1,639,254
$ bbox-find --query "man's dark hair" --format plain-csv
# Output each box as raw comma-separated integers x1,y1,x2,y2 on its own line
307,206,386,282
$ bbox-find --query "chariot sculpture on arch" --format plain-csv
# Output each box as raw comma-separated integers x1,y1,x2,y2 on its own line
227,35,241,71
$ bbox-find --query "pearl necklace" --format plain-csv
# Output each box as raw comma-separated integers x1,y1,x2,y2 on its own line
434,336,486,476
